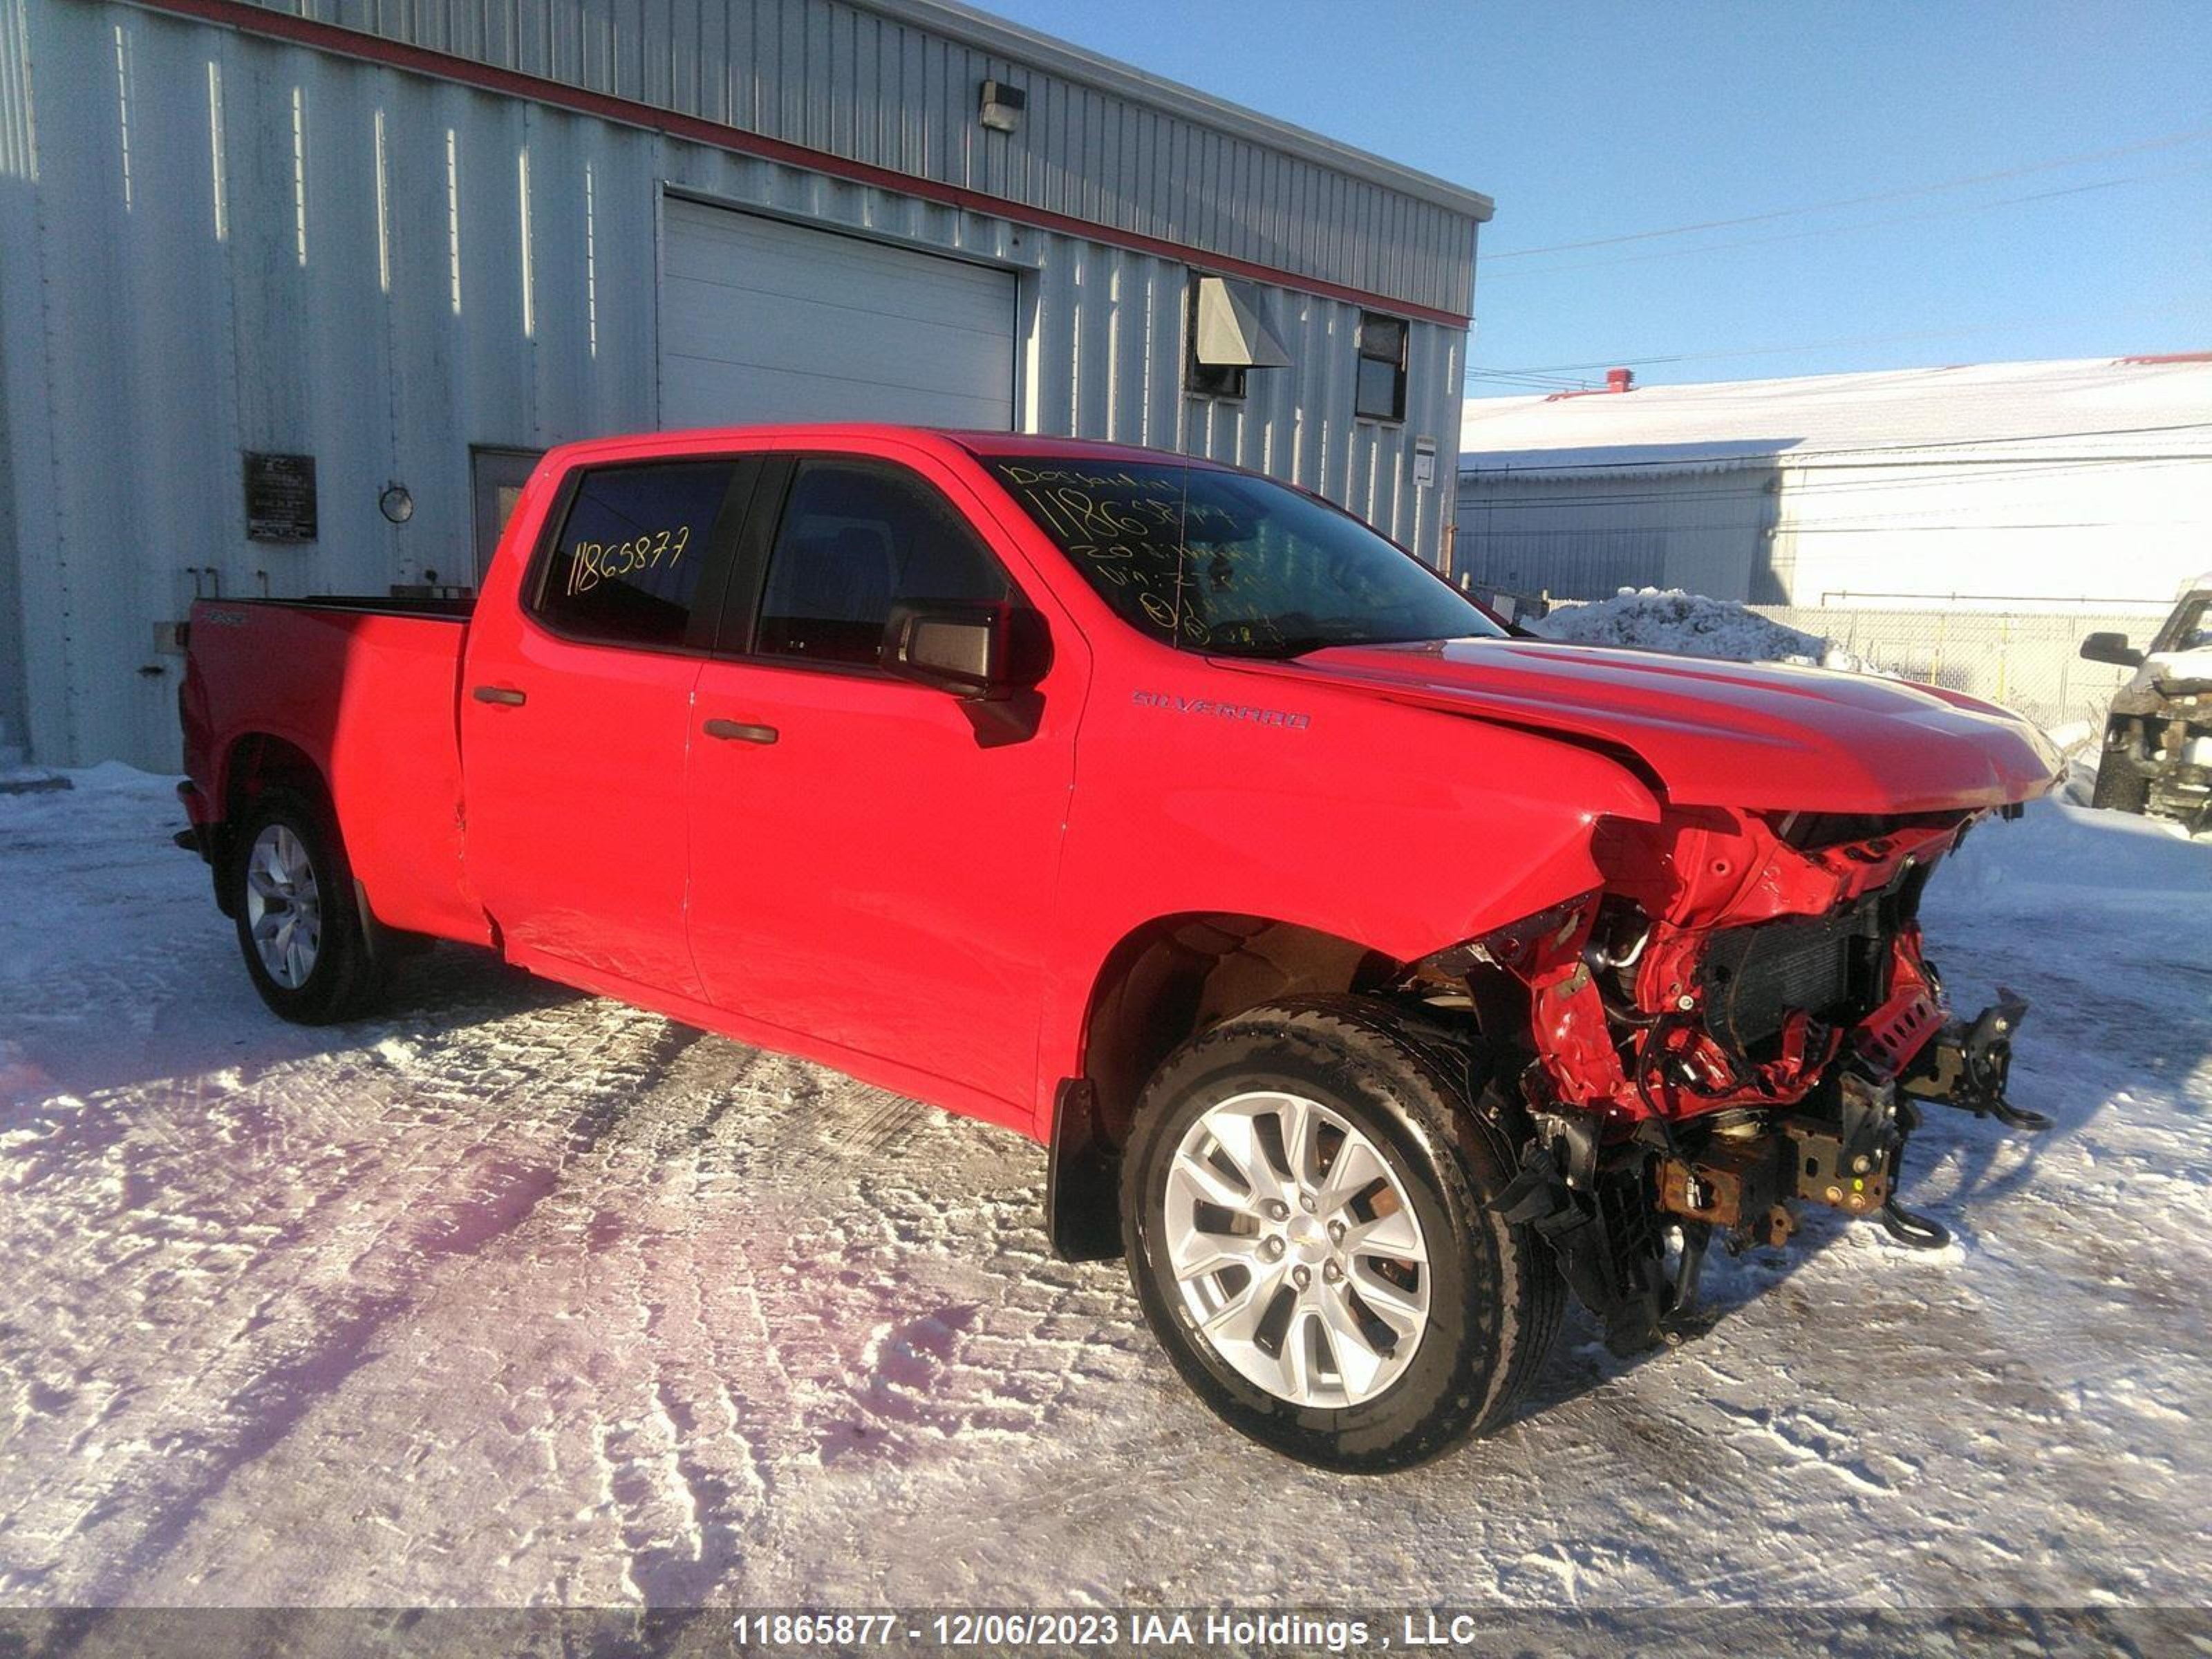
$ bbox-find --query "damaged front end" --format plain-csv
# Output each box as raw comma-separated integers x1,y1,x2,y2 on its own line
1431,804,2046,1354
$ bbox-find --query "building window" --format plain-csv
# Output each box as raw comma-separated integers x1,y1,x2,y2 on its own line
532,461,736,650
1355,312,1408,423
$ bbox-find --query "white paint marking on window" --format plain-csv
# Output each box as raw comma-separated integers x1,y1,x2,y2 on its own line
290,86,308,265
111,24,132,211
517,144,535,339
583,160,599,359
445,129,462,315
372,109,390,292
206,61,227,241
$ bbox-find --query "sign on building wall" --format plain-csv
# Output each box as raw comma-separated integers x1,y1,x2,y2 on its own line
243,452,318,543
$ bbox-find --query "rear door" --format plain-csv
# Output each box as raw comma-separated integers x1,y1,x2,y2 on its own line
461,456,757,997
684,449,1085,1118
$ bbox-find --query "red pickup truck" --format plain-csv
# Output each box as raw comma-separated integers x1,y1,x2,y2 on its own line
178,426,2059,1470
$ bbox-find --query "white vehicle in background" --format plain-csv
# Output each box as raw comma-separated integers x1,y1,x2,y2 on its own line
2081,574,2212,832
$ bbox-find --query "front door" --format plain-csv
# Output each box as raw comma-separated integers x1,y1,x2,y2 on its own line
685,450,1082,1119
461,456,752,998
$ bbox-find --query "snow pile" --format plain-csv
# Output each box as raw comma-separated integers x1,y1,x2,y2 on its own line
1530,587,1869,672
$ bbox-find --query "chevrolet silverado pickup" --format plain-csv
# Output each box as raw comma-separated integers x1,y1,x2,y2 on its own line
178,426,2061,1470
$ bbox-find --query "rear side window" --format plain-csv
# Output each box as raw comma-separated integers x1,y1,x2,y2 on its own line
754,459,1012,666
534,461,736,648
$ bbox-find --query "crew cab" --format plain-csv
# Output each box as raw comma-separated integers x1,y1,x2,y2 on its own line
178,427,2061,1470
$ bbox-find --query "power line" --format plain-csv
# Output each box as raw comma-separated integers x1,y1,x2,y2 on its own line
1456,421,2212,474
1448,455,2209,512
1480,160,2212,280
1461,370,1593,393
1460,304,2208,391
1462,305,2204,382
1482,124,2212,259
1456,520,2195,538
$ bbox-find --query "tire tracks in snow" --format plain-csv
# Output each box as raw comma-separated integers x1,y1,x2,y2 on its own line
1,993,700,1601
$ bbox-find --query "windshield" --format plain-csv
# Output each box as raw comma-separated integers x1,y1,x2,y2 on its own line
2155,592,2210,655
981,457,1506,656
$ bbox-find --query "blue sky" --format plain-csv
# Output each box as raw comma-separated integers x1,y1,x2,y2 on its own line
983,1,2212,397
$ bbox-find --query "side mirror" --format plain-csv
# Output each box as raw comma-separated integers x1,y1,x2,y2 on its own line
2079,630,2144,668
881,602,1049,700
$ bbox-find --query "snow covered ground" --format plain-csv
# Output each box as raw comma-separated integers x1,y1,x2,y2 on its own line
1528,588,1873,672
1,766,2207,1611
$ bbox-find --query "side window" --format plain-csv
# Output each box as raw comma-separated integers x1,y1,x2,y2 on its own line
1354,312,1408,423
754,460,1013,666
533,461,735,648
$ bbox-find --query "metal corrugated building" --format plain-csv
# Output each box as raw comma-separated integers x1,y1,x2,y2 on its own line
1454,357,2212,609
0,0,1490,769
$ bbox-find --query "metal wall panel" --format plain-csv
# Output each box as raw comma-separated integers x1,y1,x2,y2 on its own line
234,0,1483,317
1455,452,2210,611
0,0,43,762
1452,468,1781,604
3,2,1466,768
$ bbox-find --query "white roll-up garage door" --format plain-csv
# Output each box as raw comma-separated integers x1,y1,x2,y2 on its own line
659,198,1018,431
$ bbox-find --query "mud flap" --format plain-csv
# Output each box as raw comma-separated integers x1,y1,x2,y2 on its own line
1045,1080,1123,1262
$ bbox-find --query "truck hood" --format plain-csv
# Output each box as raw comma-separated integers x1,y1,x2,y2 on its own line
1232,639,2061,814
2126,644,2212,697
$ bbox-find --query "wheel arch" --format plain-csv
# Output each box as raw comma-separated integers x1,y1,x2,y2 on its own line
207,733,333,917
215,735,419,968
223,731,332,817
1045,912,1407,1261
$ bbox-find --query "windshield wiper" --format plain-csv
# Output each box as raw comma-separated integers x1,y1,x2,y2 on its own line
1207,632,1435,660
1206,635,1342,659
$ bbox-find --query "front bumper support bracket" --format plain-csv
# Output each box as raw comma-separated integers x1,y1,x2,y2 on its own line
1901,990,2053,1132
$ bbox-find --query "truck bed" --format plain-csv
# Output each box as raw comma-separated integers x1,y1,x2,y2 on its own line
182,597,489,945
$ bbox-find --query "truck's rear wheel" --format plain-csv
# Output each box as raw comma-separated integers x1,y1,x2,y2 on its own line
229,789,385,1024
1121,997,1561,1472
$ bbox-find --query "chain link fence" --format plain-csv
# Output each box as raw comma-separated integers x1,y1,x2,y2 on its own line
1453,578,2167,735
1750,604,2169,733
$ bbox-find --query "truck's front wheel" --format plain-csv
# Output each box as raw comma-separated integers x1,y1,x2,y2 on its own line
228,789,386,1024
1121,998,1561,1472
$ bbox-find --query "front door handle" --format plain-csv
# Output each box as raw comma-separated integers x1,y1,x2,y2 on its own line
703,718,778,745
472,684,527,706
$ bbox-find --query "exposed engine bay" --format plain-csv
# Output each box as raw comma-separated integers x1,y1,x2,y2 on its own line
1421,803,2050,1353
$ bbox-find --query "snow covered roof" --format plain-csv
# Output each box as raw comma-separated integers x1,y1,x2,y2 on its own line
1459,354,2212,478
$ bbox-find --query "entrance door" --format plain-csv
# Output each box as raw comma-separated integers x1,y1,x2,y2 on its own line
471,446,543,586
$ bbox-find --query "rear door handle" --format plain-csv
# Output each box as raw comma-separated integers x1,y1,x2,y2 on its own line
702,718,778,745
472,684,527,706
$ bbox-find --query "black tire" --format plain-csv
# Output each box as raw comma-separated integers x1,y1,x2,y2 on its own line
227,787,386,1024
2090,751,2150,816
1121,996,1562,1472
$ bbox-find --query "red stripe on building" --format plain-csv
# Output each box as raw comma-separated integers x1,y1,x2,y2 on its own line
128,0,1474,330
